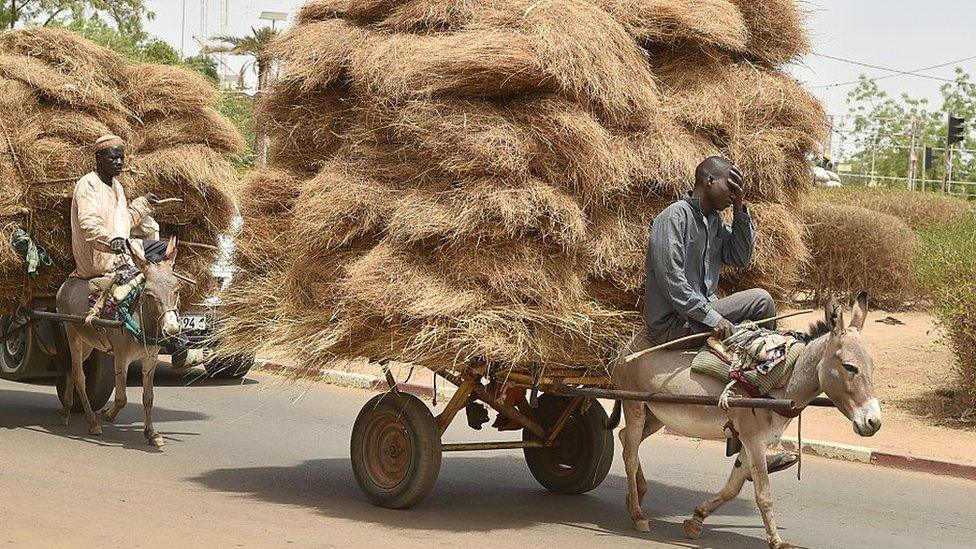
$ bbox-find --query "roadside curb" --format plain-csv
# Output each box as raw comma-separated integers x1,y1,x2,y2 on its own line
254,360,976,482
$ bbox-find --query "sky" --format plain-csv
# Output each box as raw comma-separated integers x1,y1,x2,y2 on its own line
144,0,976,118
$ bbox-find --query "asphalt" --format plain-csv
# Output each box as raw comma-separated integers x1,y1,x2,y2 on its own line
1,367,975,549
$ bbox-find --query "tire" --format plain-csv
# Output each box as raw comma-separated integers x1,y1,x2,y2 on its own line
350,391,442,509
205,354,253,379
523,394,614,494
56,351,115,413
0,314,50,375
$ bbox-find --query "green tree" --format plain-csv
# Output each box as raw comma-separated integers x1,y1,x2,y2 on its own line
64,15,177,64
841,70,976,196
1,0,152,36
205,26,277,166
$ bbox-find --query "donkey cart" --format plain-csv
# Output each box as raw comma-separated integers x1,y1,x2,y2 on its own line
350,360,833,509
1,298,117,412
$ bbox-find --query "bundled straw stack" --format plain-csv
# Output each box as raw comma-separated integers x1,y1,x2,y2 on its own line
0,28,243,312
220,0,825,377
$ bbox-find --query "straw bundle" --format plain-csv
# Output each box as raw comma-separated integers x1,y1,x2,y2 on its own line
220,0,823,376
0,28,243,311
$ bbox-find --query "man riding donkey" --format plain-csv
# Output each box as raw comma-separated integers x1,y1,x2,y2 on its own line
612,156,883,548
642,156,798,475
58,135,197,446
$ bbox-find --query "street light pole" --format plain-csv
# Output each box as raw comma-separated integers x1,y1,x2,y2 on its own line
180,0,186,59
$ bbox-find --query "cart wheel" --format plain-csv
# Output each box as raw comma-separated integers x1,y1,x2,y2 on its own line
523,394,614,494
350,391,442,509
205,354,253,379
56,351,115,413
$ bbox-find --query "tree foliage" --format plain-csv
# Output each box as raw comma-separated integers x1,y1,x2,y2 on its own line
840,69,976,195
1,0,152,36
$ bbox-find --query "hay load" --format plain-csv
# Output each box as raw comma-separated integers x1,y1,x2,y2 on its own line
220,0,825,377
0,28,243,311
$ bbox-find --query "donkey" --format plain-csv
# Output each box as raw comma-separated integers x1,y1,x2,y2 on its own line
56,237,182,447
610,293,881,549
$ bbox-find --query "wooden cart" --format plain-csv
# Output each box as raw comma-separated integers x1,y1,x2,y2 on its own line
1,299,117,412
349,361,833,509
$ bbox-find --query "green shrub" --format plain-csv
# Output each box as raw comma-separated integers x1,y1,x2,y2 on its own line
917,213,976,405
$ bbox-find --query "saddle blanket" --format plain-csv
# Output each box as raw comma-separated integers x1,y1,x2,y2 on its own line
691,330,807,397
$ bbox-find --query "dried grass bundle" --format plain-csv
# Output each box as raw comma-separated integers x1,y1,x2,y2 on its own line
594,0,748,51
131,108,246,155
126,146,237,230
0,53,127,113
800,202,918,310
721,202,809,300
728,0,810,66
259,83,356,176
236,169,301,273
126,64,220,116
0,27,128,85
269,19,370,91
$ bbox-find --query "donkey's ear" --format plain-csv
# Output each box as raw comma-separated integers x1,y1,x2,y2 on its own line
164,235,178,263
849,291,869,331
130,240,149,269
825,296,844,335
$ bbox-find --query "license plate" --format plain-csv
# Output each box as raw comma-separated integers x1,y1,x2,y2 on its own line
180,315,207,332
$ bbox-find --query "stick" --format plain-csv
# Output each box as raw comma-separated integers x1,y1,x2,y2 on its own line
151,198,184,206
177,241,219,252
623,309,816,363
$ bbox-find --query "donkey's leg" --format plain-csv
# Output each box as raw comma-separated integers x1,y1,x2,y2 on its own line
741,433,793,549
683,455,751,540
101,353,129,423
618,400,650,532
68,341,101,436
636,409,663,505
142,357,164,447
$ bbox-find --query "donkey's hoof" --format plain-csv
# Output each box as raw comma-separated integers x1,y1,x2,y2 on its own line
148,434,165,447
89,425,103,436
683,518,703,540
58,413,70,426
632,519,650,533
100,409,117,423
770,541,796,549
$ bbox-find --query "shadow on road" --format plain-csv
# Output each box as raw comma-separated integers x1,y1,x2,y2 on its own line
0,384,210,451
192,456,780,548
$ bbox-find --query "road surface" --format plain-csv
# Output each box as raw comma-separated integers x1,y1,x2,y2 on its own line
1,368,974,548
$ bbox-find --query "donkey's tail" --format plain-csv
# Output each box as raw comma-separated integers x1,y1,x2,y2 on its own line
603,400,622,430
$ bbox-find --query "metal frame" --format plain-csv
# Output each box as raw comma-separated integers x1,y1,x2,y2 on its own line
379,365,837,454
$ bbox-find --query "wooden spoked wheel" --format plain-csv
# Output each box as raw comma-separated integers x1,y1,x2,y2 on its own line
351,392,442,508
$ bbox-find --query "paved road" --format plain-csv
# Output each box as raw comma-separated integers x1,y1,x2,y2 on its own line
1,368,974,549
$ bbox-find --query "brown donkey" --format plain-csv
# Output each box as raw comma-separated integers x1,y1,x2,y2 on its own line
56,237,182,447
611,293,881,548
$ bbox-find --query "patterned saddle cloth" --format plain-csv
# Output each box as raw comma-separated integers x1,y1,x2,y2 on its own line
87,265,141,320
690,329,808,397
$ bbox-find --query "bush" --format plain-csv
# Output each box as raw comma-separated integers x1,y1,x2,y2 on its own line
917,213,976,406
800,202,918,309
812,187,970,229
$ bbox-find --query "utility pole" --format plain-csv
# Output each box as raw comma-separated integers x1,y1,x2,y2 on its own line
869,130,878,187
180,0,187,59
908,117,918,191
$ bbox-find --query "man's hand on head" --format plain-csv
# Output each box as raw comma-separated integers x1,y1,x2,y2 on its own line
713,317,734,340
109,237,128,255
729,164,745,211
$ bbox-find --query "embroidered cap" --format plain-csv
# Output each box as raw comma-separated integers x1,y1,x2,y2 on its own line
94,135,125,152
